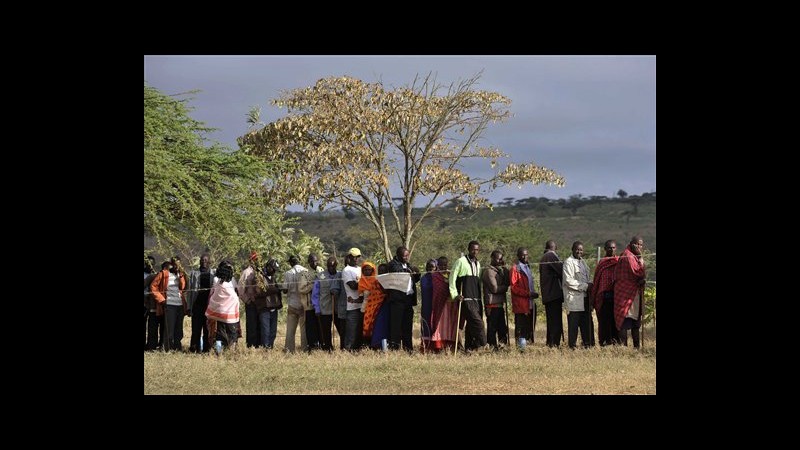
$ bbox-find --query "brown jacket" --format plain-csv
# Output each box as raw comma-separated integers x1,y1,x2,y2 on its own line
150,269,187,316
482,265,509,306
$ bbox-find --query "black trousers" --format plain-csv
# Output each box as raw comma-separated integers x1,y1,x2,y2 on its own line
544,300,564,347
567,311,593,349
515,312,534,341
597,299,619,346
245,303,261,348
305,309,321,352
389,297,414,351
146,311,163,350
190,299,210,353
164,305,184,351
486,306,508,347
461,300,486,351
317,314,333,351
619,318,641,348
333,315,346,350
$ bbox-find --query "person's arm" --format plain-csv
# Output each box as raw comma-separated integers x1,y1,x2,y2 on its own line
311,279,321,314
150,271,166,303
484,268,500,294
448,258,462,300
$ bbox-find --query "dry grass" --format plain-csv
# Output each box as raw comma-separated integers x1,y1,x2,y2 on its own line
144,318,655,395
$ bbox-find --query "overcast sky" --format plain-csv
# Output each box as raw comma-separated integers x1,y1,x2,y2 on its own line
144,55,655,207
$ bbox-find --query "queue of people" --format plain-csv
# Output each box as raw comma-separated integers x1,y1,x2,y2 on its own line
143,236,648,354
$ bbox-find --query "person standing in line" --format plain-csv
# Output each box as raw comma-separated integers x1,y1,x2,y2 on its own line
359,261,386,349
341,248,363,351
591,240,619,346
430,256,457,352
144,256,158,351
614,236,647,348
449,241,486,352
386,246,420,352
302,253,324,352
563,241,593,349
329,257,348,350
150,257,188,351
205,260,240,353
239,252,262,348
509,248,539,349
258,259,283,349
312,256,338,352
188,253,215,353
281,255,308,353
539,241,564,347
420,259,438,351
483,250,510,350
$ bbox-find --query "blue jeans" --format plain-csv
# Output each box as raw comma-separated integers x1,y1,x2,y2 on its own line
259,309,279,349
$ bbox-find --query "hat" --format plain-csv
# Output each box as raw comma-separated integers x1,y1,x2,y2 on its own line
348,247,362,257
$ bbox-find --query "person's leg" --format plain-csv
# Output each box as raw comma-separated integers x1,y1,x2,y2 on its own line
631,319,640,348
526,312,534,342
147,311,159,350
498,307,509,346
268,310,278,348
389,299,405,350
245,303,259,348
164,305,177,351
545,301,562,347
319,314,333,351
345,309,359,350
298,311,307,350
579,311,592,348
486,307,498,348
334,314,346,350
567,311,579,349
259,310,270,348
618,318,630,346
305,309,319,352
465,301,486,350
284,308,299,353
402,303,414,351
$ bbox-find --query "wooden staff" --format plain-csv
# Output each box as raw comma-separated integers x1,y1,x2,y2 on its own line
454,285,463,357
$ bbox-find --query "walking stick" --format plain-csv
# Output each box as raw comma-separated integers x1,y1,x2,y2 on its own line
454,286,463,356
504,295,512,349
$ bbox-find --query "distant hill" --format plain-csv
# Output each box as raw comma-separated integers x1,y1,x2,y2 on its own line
291,194,656,259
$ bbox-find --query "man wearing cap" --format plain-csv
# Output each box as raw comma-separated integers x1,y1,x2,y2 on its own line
239,252,262,348
342,248,363,350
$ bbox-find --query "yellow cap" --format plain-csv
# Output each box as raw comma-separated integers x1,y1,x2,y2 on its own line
348,247,362,257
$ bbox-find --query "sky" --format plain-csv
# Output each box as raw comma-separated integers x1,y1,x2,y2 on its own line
144,55,655,208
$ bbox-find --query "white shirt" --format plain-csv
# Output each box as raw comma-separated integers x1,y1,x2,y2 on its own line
342,265,362,311
166,272,182,306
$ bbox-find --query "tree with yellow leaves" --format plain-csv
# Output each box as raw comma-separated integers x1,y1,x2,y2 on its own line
239,72,564,259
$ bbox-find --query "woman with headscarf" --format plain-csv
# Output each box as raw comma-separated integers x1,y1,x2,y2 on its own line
430,256,457,352
359,261,387,349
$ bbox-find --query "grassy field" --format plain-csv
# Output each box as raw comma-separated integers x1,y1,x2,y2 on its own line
144,314,656,395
